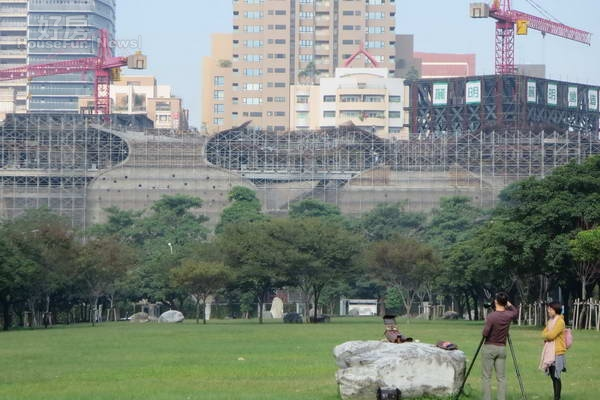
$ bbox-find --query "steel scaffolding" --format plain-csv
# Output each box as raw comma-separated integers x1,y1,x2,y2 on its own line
206,124,600,212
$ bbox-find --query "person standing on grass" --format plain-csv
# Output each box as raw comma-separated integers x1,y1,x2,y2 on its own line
539,302,567,400
481,291,519,400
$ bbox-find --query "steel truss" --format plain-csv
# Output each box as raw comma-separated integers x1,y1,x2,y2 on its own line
408,75,600,134
207,124,600,211
0,114,133,226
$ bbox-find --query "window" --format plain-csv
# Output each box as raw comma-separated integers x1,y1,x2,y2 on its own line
213,76,224,86
274,96,286,102
214,104,224,114
244,40,264,48
249,112,263,117
213,118,224,125
364,95,385,102
366,12,384,19
243,54,263,62
213,90,224,100
300,40,313,48
243,97,262,105
389,127,402,134
299,26,314,32
246,0,264,3
389,96,402,103
389,111,402,118
365,41,385,49
299,54,313,62
342,25,354,30
296,95,309,104
367,26,385,34
323,111,336,118
274,82,286,88
244,25,263,32
243,83,262,91
340,95,361,102
299,12,314,19
323,95,336,102
274,111,286,117
244,68,263,76
244,11,263,18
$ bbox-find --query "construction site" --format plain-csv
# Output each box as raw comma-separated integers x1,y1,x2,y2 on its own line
0,0,599,228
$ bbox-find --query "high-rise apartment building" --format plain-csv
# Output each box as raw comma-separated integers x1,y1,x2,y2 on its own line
203,0,397,134
202,34,234,134
0,0,28,118
27,0,116,113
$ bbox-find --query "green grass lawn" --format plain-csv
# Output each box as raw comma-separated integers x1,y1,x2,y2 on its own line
0,317,598,400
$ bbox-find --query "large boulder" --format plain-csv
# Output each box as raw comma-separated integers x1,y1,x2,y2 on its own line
333,341,466,399
159,310,184,323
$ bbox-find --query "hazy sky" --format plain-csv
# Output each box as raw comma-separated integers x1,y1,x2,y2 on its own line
116,0,600,128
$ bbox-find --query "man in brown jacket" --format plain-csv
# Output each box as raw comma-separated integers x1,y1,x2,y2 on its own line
481,292,518,400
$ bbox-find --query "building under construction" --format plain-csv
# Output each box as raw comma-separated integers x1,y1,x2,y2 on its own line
1,74,599,228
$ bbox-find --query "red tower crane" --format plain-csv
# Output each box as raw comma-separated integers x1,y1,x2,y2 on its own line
0,29,146,115
470,0,592,74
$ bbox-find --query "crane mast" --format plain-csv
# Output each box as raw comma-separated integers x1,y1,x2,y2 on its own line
0,29,146,116
471,1,591,74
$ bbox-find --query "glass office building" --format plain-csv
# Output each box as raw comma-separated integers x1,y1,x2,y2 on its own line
27,0,116,112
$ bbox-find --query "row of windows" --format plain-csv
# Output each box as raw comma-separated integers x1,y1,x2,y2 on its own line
320,95,401,103
232,82,287,89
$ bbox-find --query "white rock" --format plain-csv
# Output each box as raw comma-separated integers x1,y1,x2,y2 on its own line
158,310,184,323
333,341,466,399
270,297,284,319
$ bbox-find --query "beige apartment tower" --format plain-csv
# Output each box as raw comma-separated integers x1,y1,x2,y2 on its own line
202,0,397,134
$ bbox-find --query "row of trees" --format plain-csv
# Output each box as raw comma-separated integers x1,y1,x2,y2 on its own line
2,157,600,330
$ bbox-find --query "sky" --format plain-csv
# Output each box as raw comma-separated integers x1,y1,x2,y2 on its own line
116,0,600,128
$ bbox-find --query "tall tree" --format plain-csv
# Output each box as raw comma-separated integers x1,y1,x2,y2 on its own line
355,202,426,241
480,156,600,300
76,237,137,326
570,228,600,299
91,194,210,307
219,219,293,323
171,261,233,324
215,186,264,234
289,199,342,220
3,208,77,326
0,235,35,330
286,218,363,322
366,235,439,320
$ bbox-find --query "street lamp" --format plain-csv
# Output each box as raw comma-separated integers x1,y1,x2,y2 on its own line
167,242,173,255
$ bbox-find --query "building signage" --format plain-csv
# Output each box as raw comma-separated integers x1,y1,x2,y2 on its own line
547,83,558,106
433,82,448,106
568,86,578,108
589,89,599,111
527,81,537,103
466,81,481,104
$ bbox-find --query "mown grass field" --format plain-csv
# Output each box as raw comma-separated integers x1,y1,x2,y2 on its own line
0,317,598,400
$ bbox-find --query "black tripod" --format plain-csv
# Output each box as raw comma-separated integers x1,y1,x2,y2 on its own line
454,334,527,400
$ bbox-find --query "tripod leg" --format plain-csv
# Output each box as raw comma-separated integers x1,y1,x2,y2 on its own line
454,336,486,400
507,334,527,400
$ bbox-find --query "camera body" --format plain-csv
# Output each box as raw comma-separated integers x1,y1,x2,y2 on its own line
483,301,496,310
